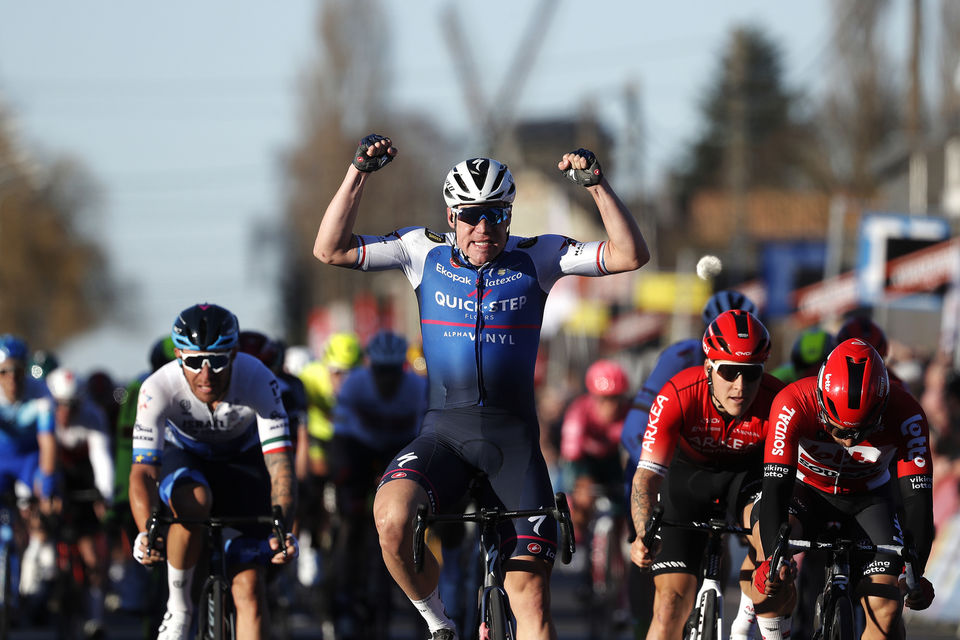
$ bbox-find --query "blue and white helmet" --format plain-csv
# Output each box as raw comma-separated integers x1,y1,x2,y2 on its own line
171,303,239,351
442,158,516,207
0,334,28,364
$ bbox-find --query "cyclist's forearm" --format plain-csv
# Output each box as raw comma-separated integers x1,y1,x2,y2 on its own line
265,451,298,527
630,467,662,536
128,463,158,531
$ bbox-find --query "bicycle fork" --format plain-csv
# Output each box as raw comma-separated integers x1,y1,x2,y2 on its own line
688,531,724,640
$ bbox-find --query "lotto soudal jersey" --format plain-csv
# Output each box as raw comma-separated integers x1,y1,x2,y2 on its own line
355,227,610,417
132,353,291,464
636,366,785,476
762,377,932,495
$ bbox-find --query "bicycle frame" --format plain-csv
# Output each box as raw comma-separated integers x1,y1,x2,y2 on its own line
145,506,288,640
413,492,575,640
642,505,751,640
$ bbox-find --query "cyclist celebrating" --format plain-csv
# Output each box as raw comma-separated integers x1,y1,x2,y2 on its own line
314,134,649,640
128,304,298,640
629,310,785,640
753,338,935,640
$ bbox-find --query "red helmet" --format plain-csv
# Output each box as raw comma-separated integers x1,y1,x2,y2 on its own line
816,339,889,436
702,310,770,364
237,330,284,373
585,359,629,396
836,316,888,359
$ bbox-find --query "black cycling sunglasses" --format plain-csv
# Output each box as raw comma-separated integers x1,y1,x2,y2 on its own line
714,363,764,382
180,352,232,373
452,206,511,226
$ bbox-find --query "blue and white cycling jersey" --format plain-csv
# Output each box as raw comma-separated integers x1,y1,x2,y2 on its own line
0,376,54,457
333,367,427,450
620,338,704,468
132,353,291,464
356,227,609,418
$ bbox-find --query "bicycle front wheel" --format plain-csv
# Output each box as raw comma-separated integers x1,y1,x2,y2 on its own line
699,590,719,640
199,576,235,640
828,596,855,640
482,588,513,640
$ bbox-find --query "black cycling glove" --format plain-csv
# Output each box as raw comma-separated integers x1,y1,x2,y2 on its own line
353,134,394,172
562,148,602,187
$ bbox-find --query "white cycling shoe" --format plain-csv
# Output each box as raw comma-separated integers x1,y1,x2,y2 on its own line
156,610,192,640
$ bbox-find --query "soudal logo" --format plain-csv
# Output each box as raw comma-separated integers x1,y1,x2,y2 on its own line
770,406,795,457
735,351,754,357
526,543,542,555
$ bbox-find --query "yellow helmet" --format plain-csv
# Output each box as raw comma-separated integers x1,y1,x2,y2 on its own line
322,332,362,370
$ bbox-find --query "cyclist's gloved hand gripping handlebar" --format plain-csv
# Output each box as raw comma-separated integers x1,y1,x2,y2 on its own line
754,523,791,594
640,504,664,551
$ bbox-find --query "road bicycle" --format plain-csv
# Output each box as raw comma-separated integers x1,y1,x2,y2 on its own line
144,505,288,640
413,492,575,640
584,485,629,640
767,524,919,640
642,503,760,640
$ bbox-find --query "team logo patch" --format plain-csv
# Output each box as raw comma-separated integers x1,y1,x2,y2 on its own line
517,237,538,248
424,229,445,243
390,472,408,479
527,543,542,554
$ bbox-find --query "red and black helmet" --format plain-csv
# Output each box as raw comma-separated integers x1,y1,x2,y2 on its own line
585,359,629,396
702,310,771,364
836,316,888,359
816,338,889,437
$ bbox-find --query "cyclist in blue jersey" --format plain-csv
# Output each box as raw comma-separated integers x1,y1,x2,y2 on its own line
128,304,299,640
329,330,428,638
313,134,650,640
618,290,758,639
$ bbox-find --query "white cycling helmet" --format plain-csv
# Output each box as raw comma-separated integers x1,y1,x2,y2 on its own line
442,158,516,207
47,367,80,403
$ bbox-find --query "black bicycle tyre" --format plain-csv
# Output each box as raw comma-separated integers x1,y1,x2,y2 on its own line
200,576,233,640
699,590,719,640
486,588,512,640
828,596,855,640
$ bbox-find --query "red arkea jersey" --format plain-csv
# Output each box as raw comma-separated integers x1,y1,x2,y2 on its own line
764,377,932,495
637,367,785,476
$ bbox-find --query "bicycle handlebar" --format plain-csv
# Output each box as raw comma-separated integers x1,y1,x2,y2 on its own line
145,504,289,560
413,492,576,573
781,536,919,590
640,504,663,550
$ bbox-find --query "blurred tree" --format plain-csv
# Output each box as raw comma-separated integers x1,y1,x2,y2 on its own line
673,25,817,207
817,0,900,196
0,106,113,349
281,0,450,342
938,0,960,127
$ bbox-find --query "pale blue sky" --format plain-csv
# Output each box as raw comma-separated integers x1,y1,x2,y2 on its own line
0,1,921,379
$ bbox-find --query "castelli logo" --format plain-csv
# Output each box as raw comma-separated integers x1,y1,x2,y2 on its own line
527,543,542,554
390,472,407,479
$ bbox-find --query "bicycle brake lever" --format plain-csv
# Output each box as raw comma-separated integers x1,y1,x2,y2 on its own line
271,505,287,560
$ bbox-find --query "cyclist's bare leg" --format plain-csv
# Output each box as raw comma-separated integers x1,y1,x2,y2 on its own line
503,556,556,640
167,482,212,570
648,572,696,640
857,574,904,640
372,478,436,598
231,565,267,640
